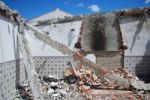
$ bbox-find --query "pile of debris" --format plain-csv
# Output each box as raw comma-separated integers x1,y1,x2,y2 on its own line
63,62,150,100
15,63,150,100
110,67,133,79
15,83,33,100
1,1,150,99
37,61,150,100
39,75,84,100
64,62,133,90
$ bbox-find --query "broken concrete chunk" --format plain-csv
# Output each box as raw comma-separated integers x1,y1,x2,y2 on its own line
130,79,150,90
47,88,54,94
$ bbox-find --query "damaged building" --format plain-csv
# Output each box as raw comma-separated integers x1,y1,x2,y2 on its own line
76,8,150,83
29,7,150,82
0,1,150,100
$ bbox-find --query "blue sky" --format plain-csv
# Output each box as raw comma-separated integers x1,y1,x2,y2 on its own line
2,0,150,20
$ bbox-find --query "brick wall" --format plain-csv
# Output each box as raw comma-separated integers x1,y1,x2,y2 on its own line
95,51,123,68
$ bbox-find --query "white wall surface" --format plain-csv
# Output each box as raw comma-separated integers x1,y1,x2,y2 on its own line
39,21,81,49
27,21,82,56
1,14,150,64
25,30,66,56
0,15,82,63
0,15,22,63
120,17,150,56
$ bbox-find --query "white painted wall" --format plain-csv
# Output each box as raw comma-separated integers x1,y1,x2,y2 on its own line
0,15,22,63
25,30,66,56
0,16,82,64
26,21,82,56
120,17,150,56
1,14,150,65
38,21,81,49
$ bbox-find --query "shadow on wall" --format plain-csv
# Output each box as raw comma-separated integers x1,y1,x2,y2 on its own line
135,40,150,83
10,24,25,85
130,16,144,52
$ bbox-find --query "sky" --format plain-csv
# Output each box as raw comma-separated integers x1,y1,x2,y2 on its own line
2,0,150,20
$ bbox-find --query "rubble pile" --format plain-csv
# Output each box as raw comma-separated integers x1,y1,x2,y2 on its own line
62,62,150,99
1,1,150,99
37,63,150,100
64,62,132,90
37,63,122,99
39,75,84,100
110,67,133,79
15,84,33,100
15,63,150,100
